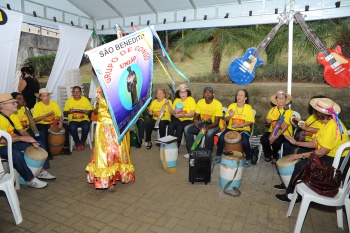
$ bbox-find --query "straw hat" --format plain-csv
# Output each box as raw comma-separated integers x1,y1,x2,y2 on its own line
176,84,189,91
270,90,292,105
0,93,17,104
310,98,341,115
35,88,53,97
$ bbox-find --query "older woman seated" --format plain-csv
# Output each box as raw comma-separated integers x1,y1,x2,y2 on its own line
275,98,349,203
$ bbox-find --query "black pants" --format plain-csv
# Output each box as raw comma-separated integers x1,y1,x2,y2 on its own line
145,119,170,142
260,132,286,160
167,118,192,147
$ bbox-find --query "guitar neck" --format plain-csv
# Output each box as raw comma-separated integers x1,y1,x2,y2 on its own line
294,12,332,59
253,22,284,57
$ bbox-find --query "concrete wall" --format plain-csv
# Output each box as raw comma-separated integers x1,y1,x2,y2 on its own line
152,82,350,133
17,32,59,69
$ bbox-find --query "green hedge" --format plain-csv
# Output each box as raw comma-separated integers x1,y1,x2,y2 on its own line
27,54,56,76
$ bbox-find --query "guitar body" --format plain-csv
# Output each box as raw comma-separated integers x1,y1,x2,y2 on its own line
228,48,264,85
317,46,350,88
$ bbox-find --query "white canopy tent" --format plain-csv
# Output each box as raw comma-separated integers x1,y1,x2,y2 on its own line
0,0,349,97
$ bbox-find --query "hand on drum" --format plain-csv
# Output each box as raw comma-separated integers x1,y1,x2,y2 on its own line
288,153,301,161
21,136,39,147
284,135,297,145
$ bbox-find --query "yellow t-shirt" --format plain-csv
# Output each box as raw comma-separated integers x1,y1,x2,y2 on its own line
304,114,322,142
64,96,92,122
266,106,293,136
33,100,62,124
315,119,349,157
0,114,16,147
226,103,255,132
195,99,223,123
149,99,172,121
10,106,29,130
172,97,196,121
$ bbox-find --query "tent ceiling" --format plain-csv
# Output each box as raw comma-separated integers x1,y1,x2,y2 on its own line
1,0,350,34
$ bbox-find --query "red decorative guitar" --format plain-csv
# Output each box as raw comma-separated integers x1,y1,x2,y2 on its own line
294,12,350,88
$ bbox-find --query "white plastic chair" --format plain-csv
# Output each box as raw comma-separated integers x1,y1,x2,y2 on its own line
286,141,350,233
69,127,92,151
0,130,23,225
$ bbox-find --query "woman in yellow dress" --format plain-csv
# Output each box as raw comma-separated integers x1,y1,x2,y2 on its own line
86,86,135,191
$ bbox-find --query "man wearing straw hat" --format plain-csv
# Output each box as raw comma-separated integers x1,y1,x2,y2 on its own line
0,93,52,188
276,98,349,203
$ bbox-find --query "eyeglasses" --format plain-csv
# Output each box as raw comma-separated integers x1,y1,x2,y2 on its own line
179,91,187,93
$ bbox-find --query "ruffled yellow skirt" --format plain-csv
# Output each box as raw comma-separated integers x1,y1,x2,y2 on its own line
86,122,135,189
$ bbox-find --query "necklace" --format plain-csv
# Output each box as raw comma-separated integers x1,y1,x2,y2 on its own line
235,103,245,115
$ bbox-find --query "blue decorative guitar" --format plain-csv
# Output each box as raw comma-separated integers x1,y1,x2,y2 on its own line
228,12,289,85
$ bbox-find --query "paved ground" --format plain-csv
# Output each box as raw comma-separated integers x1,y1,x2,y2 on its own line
0,138,348,233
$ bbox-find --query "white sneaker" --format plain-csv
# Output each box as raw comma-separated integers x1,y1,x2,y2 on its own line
38,170,56,180
183,153,189,159
27,177,47,189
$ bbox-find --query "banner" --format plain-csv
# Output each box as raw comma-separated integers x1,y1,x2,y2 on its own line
85,26,153,142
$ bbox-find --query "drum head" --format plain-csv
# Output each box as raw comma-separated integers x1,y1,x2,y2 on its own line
25,146,48,161
49,125,65,134
222,151,243,161
224,131,241,144
276,155,300,168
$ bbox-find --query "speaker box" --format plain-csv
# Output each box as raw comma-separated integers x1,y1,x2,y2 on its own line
189,149,212,185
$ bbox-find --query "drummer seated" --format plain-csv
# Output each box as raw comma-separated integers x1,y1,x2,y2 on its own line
33,88,71,156
63,86,92,151
0,93,55,188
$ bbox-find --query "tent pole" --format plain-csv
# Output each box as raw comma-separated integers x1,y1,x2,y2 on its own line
287,0,294,95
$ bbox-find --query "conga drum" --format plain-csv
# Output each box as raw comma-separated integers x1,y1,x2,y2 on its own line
19,146,48,185
224,131,243,152
48,125,65,155
276,155,300,188
160,142,178,173
219,151,244,190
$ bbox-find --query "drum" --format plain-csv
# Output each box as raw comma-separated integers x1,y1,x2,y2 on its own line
19,146,48,185
224,131,243,152
48,125,65,155
160,142,178,173
219,152,244,190
276,155,300,188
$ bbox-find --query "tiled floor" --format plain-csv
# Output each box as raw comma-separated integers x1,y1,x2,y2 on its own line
0,141,348,233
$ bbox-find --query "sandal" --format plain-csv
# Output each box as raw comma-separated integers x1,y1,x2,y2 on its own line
108,186,115,192
264,157,272,162
146,142,152,149
271,159,277,167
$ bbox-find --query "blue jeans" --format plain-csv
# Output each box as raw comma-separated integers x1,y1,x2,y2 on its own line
216,129,251,160
185,122,219,153
0,140,49,181
69,120,90,144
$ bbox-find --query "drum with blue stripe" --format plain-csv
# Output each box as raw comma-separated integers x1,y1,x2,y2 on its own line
160,142,178,169
19,146,48,185
219,152,243,190
276,155,300,188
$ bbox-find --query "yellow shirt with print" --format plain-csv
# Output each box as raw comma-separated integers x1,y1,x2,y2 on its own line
195,99,223,123
149,98,172,121
304,114,322,142
0,114,16,147
226,103,255,132
33,100,62,124
64,96,92,122
266,106,293,136
172,97,196,122
315,119,348,157
10,106,30,130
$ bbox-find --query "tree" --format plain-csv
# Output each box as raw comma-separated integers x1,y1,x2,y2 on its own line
171,26,261,81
